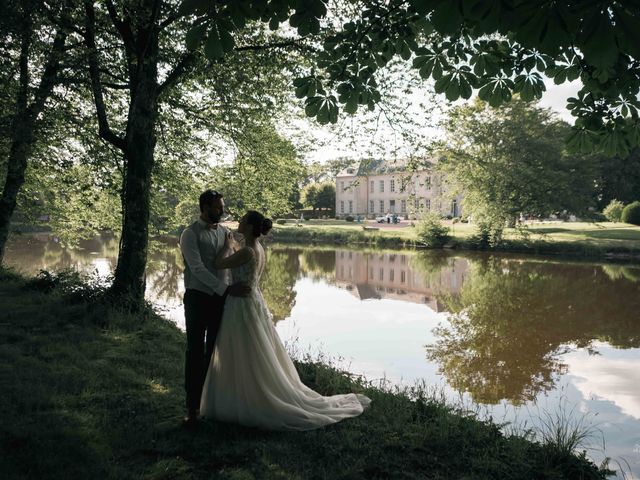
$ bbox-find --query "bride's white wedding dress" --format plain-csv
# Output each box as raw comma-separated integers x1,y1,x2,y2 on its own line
200,244,370,430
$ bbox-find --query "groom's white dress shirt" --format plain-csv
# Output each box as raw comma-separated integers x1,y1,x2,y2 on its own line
179,218,230,297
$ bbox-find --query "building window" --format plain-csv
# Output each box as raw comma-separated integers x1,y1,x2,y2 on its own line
379,200,384,213
425,198,431,210
400,270,406,283
379,268,384,281
414,198,419,208
389,199,396,213
401,200,406,213
389,269,395,282
390,179,395,192
340,201,344,213
340,181,344,191
425,176,432,190
370,200,374,213
370,180,374,193
348,200,353,213
379,180,384,193
369,266,374,280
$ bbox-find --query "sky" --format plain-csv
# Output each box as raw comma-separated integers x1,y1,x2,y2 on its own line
304,77,582,164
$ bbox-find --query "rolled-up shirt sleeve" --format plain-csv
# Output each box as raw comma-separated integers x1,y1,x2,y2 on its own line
180,228,228,296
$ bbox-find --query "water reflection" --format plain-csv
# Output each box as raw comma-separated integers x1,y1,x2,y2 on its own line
334,250,468,310
426,257,640,405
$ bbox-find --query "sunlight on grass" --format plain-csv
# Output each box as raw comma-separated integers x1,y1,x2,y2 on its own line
148,379,170,395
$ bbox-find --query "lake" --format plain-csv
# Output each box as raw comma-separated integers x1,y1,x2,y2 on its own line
5,233,640,478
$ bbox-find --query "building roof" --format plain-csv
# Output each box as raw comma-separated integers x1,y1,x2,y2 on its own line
336,157,437,177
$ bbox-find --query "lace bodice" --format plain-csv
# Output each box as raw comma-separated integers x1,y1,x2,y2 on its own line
230,246,264,287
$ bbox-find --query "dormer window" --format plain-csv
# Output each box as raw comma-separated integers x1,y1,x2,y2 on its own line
347,168,354,174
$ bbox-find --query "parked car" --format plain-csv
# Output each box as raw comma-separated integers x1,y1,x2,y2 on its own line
375,215,387,223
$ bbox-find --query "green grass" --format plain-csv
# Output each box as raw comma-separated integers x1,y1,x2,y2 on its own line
272,221,640,258
0,268,612,479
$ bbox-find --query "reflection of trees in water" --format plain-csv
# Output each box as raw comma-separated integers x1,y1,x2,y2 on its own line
146,239,184,302
6,234,120,275
427,258,640,405
260,249,300,322
298,249,335,283
601,264,640,283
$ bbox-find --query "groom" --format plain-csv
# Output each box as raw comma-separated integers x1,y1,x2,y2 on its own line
179,189,250,426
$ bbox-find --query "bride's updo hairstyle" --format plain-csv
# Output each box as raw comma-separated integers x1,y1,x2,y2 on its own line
245,210,273,237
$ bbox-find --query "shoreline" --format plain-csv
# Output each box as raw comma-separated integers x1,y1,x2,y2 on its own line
269,223,640,263
0,268,612,479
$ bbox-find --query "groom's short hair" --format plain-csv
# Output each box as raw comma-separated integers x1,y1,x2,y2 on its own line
199,189,223,212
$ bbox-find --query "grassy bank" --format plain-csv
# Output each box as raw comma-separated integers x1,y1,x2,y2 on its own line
271,221,640,259
0,269,612,479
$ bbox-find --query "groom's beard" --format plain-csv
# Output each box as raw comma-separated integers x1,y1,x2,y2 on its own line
207,212,222,224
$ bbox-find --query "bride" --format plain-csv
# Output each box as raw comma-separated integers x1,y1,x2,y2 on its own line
200,210,370,430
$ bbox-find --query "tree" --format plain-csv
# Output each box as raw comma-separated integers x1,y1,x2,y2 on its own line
300,183,318,211
594,148,640,209
78,0,319,305
315,182,335,214
300,181,335,214
438,98,598,239
212,124,305,219
0,0,73,263
186,1,640,157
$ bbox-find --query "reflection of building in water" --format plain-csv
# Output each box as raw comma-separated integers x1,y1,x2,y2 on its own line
334,250,468,312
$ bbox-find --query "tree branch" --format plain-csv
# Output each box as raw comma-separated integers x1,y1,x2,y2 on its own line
104,0,135,52
83,0,126,151
158,51,196,97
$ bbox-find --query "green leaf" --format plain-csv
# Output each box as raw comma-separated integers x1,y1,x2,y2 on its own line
204,27,224,59
185,24,206,51
344,94,358,114
305,97,322,117
431,1,462,35
219,28,235,53
434,74,452,95
459,77,472,99
317,103,330,125
581,13,619,69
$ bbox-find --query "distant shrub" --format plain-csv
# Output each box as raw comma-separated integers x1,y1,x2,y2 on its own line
276,219,287,225
416,212,450,247
345,215,355,222
603,199,625,222
469,221,504,249
621,201,640,225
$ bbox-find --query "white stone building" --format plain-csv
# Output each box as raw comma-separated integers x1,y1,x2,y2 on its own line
335,159,463,219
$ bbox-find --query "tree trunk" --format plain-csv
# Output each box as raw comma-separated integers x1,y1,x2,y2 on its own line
0,10,67,265
0,123,33,264
109,16,159,305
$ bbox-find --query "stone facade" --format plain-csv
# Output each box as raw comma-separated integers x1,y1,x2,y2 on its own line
335,159,462,219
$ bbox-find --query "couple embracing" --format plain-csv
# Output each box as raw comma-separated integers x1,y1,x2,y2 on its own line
179,189,370,430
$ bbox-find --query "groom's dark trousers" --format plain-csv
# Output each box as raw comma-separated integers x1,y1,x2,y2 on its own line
184,288,225,414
